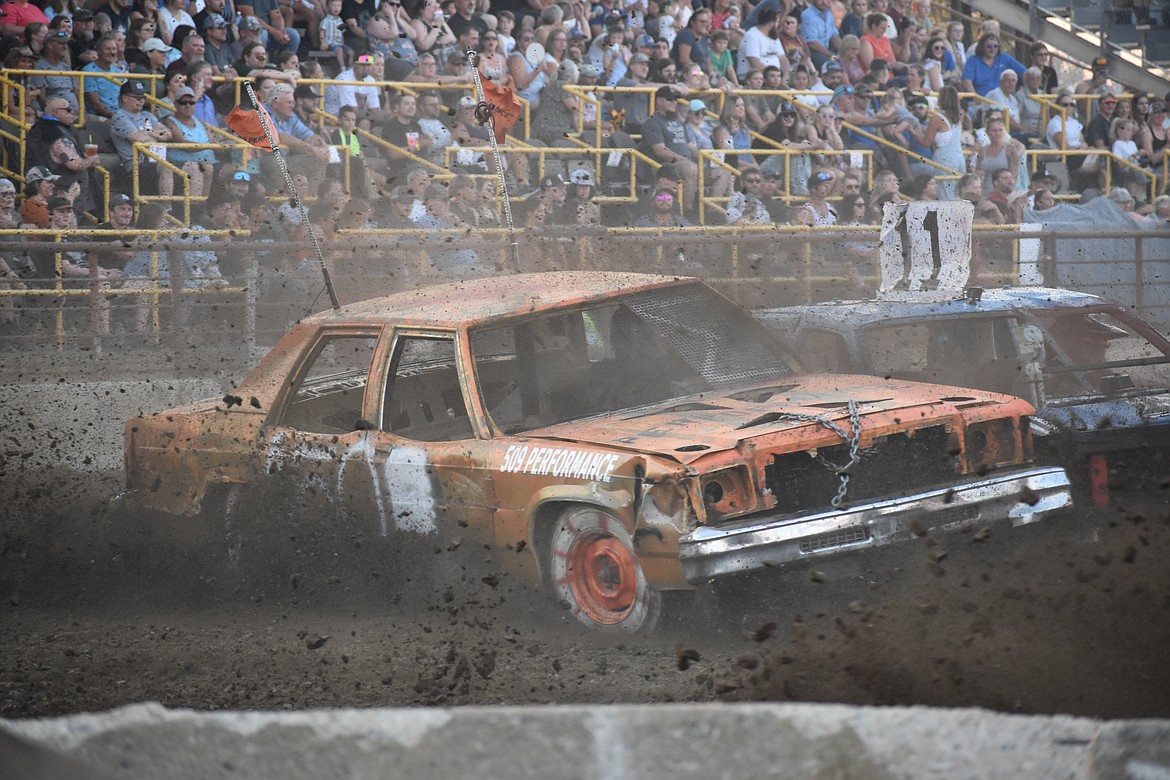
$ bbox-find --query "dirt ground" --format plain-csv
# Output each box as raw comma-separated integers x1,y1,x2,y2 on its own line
2,464,1168,723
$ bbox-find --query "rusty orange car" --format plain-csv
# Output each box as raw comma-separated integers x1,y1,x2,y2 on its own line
124,272,1072,631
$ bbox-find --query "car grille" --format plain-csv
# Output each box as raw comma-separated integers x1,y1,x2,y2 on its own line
766,425,957,515
799,527,871,553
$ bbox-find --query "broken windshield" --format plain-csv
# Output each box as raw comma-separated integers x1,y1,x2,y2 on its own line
470,283,798,432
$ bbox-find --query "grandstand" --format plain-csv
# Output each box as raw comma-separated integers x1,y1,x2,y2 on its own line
0,0,1167,359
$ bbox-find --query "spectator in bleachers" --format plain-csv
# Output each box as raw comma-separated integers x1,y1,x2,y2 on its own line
131,38,172,100
858,13,896,72
30,28,77,111
185,61,219,125
720,94,753,165
639,86,698,210
233,40,296,82
961,33,1023,98
777,13,811,74
70,8,100,65
674,7,712,76
1015,67,1044,138
707,30,737,87
24,20,50,58
20,166,60,227
381,92,427,155
82,34,127,120
725,165,770,224
832,35,863,87
416,90,455,163
324,52,382,123
901,172,938,200
1074,56,1119,100
1145,100,1166,177
292,82,326,134
737,8,786,82
918,36,947,92
612,51,653,134
327,104,380,197
111,79,175,195
27,94,99,216
1,0,48,37
240,0,300,55
636,185,689,227
125,16,155,63
1026,42,1058,94
1111,118,1142,167
157,0,195,45
407,0,456,61
165,29,205,75
975,114,1025,191
476,27,510,86
509,28,554,109
1084,92,1117,150
154,68,188,117
942,19,965,71
651,57,676,84
801,0,839,72
840,0,867,39
96,0,134,35
262,83,328,183
318,0,347,59
162,85,215,197
891,18,920,72
984,69,1020,125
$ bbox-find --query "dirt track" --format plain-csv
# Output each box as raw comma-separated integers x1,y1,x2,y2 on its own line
2,467,1168,721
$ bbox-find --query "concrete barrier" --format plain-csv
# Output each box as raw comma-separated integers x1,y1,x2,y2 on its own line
2,702,1168,779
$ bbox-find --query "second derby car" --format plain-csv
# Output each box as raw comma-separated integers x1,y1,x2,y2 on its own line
124,273,1071,631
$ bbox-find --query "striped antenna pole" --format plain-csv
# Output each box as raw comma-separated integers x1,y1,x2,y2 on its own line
466,50,521,273
243,80,340,310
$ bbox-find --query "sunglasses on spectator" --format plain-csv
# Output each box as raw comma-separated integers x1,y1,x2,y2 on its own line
176,99,196,105
655,193,673,202
815,172,833,182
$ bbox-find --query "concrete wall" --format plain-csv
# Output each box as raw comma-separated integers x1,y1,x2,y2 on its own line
2,702,1168,780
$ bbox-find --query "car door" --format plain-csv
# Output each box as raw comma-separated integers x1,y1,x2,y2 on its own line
364,329,499,547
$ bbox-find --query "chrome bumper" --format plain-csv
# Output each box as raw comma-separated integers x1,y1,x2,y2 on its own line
678,466,1072,584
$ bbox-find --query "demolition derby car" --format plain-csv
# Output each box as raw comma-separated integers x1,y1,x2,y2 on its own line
756,287,1170,502
124,273,1071,631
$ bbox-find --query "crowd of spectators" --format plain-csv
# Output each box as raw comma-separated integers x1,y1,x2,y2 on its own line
1,0,1170,328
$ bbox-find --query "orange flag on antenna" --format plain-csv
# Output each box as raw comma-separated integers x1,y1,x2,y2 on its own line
478,75,521,143
225,103,280,150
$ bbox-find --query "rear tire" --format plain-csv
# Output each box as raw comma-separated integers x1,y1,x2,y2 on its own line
546,506,662,632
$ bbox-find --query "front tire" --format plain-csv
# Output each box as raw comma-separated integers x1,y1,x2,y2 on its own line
546,506,662,632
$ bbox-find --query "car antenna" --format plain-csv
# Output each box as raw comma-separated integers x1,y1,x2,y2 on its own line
466,49,521,273
242,80,341,311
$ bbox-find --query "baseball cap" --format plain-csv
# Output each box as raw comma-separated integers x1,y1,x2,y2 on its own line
821,60,842,74
1151,100,1167,114
141,37,172,53
578,62,601,78
232,171,252,182
636,33,655,47
10,45,34,58
779,101,797,115
239,15,261,30
569,169,594,186
47,29,70,43
25,166,60,184
356,54,375,64
655,85,677,102
1101,94,1117,104
120,79,146,97
204,13,228,27
109,193,132,206
1092,56,1108,68
540,173,565,188
604,9,624,24
832,85,855,98
631,52,650,64
175,85,195,99
73,8,95,21
47,196,73,211
458,95,477,109
907,94,929,107
294,83,317,100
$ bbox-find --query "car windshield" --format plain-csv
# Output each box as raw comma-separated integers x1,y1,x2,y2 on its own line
470,283,798,432
861,307,1170,401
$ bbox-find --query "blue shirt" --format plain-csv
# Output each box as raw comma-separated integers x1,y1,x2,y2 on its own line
962,53,1025,96
800,5,838,51
82,63,127,113
266,104,316,155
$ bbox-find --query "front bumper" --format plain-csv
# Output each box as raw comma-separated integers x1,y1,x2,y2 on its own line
678,466,1072,583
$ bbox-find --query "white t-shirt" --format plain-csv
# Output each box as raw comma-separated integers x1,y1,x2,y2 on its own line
1112,138,1138,162
1045,114,1083,148
323,68,381,116
737,25,786,78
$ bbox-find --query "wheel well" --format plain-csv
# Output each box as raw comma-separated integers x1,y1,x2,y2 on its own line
531,500,631,585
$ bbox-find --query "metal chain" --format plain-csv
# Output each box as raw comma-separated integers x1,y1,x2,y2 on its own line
771,400,862,508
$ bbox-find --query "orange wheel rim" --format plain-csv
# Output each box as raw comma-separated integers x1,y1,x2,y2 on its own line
566,533,638,624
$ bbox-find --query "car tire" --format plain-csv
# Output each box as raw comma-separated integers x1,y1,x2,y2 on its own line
546,506,662,632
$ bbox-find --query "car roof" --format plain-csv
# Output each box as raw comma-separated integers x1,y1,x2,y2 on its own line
756,287,1112,327
307,272,691,329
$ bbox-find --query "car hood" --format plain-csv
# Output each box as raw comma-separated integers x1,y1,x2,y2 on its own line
530,374,1012,464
